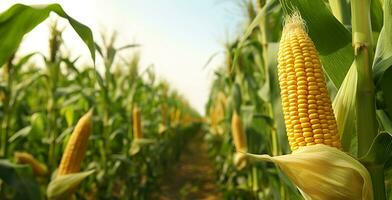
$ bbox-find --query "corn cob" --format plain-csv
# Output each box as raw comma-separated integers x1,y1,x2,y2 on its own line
57,110,92,176
231,111,247,152
209,92,227,135
133,106,143,139
277,13,341,151
15,152,48,176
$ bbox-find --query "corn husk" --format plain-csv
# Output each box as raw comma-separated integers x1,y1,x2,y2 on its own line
332,63,358,152
47,170,95,200
233,152,247,170
244,144,373,200
231,111,248,170
132,106,143,139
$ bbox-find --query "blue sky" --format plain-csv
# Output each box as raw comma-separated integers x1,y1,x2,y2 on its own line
1,0,246,114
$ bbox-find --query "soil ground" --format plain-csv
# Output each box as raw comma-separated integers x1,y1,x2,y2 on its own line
157,132,221,200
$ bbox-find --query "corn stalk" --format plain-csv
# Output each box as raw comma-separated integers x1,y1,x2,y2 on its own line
0,54,15,157
351,0,385,198
47,22,63,170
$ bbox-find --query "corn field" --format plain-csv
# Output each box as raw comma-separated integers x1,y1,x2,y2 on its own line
0,0,392,199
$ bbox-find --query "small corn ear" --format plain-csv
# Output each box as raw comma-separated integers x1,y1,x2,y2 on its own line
15,152,48,176
231,111,247,152
210,92,226,135
57,110,92,176
133,106,143,139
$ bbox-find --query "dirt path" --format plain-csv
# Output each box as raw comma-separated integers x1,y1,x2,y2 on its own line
157,132,221,200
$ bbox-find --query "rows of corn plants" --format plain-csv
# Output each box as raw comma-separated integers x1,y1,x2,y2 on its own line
205,0,392,199
0,4,200,200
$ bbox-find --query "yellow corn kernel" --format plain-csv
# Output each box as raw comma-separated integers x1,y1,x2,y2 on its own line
57,110,92,176
277,13,341,151
231,111,247,152
15,152,48,176
133,106,143,139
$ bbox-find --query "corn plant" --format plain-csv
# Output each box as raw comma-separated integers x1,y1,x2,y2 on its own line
206,0,392,199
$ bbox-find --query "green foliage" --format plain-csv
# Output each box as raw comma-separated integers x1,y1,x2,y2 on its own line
47,170,95,200
0,160,42,200
360,132,392,166
0,4,95,67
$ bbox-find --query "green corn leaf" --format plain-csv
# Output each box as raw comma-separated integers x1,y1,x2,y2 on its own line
47,170,95,200
8,126,32,142
373,0,392,130
370,0,383,34
232,0,280,73
63,107,75,127
239,0,280,45
13,52,38,73
0,159,42,200
30,112,46,140
381,67,392,118
333,63,358,155
373,0,392,84
360,132,392,166
129,138,156,156
328,0,351,26
0,3,95,67
377,110,392,134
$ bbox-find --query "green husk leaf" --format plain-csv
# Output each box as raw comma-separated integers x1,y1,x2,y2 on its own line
333,63,358,155
233,152,248,170
47,170,95,200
